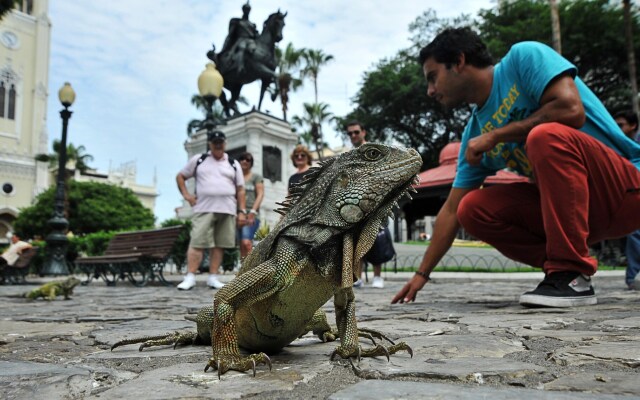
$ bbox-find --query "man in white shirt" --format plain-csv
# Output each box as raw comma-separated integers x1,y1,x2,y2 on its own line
1,234,32,268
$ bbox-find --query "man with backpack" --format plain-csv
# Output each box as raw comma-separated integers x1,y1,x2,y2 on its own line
176,130,246,290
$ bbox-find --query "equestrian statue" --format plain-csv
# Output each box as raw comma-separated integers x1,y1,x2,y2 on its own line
207,3,287,117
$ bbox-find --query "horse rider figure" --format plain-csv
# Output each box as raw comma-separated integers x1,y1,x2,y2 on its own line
219,2,258,76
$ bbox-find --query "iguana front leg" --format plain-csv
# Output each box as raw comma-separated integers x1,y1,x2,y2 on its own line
302,309,387,345
205,245,305,378
330,287,413,360
303,309,337,342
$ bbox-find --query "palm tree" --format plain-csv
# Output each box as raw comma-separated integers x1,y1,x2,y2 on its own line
186,94,227,137
34,140,94,219
291,102,334,161
301,49,334,104
0,0,18,21
549,0,562,54
623,0,639,116
275,42,305,121
35,140,94,174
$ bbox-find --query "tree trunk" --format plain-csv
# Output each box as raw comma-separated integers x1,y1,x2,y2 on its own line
549,0,562,54
623,0,639,117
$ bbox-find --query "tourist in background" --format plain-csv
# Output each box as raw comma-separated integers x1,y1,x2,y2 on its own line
237,151,264,260
614,110,640,290
287,144,313,194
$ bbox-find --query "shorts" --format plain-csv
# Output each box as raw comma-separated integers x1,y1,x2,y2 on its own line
189,212,236,249
237,217,260,242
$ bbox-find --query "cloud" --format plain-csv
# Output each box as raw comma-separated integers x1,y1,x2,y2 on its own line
46,0,494,223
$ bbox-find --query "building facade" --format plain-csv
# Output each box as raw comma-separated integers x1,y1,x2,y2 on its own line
0,1,51,244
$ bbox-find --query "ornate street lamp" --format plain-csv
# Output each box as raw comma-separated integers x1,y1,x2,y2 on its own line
41,82,76,276
195,62,225,135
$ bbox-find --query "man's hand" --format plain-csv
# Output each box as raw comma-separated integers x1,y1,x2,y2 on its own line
246,212,256,226
391,274,429,304
237,213,247,225
465,133,496,166
184,194,197,207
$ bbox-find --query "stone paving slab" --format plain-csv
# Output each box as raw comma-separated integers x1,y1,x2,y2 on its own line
328,380,639,400
1,272,639,399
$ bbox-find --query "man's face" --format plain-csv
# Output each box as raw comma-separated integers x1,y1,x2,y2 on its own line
11,235,18,244
423,57,466,110
209,140,226,159
347,124,366,147
615,117,637,139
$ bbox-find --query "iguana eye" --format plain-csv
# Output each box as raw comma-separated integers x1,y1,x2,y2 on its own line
363,147,382,161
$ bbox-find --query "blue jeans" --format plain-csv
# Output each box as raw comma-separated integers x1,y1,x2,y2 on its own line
238,217,260,242
626,230,640,285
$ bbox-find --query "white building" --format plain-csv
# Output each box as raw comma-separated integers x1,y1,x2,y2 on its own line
0,1,51,244
0,1,158,244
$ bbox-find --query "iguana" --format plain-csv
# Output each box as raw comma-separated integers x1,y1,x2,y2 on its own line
24,277,81,300
111,143,422,377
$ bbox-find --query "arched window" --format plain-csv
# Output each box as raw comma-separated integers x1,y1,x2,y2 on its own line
16,0,33,15
0,68,18,121
7,84,15,120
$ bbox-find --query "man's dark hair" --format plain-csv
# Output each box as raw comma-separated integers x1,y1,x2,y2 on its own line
345,120,364,130
418,27,493,69
614,110,639,128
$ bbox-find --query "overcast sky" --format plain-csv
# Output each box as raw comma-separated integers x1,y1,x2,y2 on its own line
46,0,495,223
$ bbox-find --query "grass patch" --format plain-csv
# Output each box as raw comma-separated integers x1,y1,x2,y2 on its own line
403,240,494,249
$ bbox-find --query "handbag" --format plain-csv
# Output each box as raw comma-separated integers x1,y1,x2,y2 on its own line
364,226,395,264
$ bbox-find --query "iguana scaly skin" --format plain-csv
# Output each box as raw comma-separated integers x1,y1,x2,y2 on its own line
112,144,422,377
25,277,81,300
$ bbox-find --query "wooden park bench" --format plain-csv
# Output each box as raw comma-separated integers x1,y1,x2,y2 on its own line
0,247,38,284
74,225,183,287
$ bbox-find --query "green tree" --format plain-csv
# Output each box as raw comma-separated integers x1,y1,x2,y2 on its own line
0,0,17,20
301,49,334,104
14,181,155,238
341,10,471,169
275,42,305,121
291,102,334,160
477,0,640,111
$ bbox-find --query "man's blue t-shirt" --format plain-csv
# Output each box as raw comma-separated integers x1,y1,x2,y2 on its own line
453,41,640,189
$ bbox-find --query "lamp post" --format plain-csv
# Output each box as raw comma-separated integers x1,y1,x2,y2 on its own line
41,82,76,276
197,62,225,135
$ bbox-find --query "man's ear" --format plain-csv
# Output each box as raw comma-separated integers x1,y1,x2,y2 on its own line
454,53,466,72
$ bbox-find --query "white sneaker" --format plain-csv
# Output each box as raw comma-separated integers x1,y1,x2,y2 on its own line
353,279,364,288
207,275,225,289
177,274,196,290
371,276,384,289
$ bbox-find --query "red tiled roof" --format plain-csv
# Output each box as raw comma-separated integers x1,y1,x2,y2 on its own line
414,142,529,189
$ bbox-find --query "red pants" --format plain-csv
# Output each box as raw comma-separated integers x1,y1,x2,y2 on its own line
457,123,640,275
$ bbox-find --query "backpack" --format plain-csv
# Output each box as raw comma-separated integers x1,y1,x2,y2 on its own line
194,153,237,178
192,153,237,194
364,226,395,265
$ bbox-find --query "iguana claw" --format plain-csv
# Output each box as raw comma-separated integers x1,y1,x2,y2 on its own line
204,353,272,378
330,341,413,362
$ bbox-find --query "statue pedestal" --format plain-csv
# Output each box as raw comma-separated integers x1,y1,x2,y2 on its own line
178,111,299,230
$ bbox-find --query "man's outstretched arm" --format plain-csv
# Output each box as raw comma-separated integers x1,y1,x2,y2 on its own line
392,187,476,304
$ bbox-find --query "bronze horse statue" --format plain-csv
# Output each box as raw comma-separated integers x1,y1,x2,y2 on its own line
207,10,287,117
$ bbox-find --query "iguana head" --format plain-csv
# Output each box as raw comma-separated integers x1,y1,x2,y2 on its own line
63,277,82,289
283,143,422,229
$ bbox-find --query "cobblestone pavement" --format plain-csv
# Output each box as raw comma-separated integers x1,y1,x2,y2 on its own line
1,271,639,399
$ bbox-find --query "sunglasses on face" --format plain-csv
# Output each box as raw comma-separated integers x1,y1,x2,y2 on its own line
294,153,307,159
239,157,253,162
347,129,361,136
